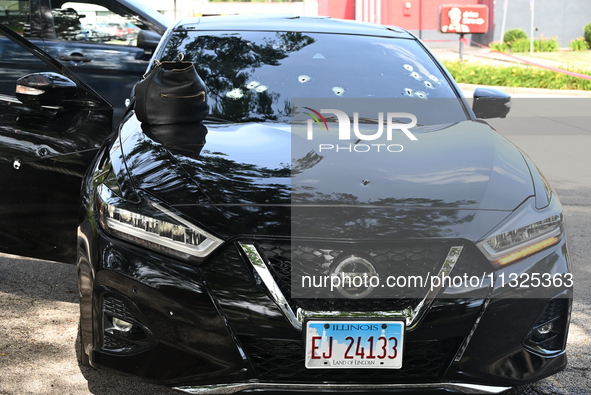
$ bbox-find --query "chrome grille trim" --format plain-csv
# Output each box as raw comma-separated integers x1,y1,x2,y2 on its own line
454,296,492,363
239,243,300,329
239,243,464,330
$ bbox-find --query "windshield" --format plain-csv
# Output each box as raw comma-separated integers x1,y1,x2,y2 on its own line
159,30,467,123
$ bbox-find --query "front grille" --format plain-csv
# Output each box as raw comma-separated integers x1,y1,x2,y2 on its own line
292,298,416,312
258,240,449,312
241,337,460,382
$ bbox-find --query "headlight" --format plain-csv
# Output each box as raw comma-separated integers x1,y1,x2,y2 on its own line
97,183,223,261
477,197,563,268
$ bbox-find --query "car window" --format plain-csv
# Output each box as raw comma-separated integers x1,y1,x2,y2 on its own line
50,1,143,45
2,0,161,42
160,31,467,124
0,0,30,35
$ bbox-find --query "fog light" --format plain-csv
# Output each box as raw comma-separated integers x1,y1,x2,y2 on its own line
524,298,570,355
112,317,133,332
101,294,155,351
536,322,553,335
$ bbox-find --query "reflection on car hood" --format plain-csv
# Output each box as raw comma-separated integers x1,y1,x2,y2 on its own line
121,117,534,240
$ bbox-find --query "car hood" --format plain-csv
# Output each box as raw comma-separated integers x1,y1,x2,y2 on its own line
120,118,534,241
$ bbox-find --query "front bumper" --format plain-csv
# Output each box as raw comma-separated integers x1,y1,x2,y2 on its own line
174,382,511,394
77,218,572,390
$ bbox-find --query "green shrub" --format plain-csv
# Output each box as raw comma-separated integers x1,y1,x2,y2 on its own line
504,29,528,45
508,37,559,53
534,37,559,52
489,41,509,52
510,38,531,52
442,60,591,91
569,37,589,51
584,23,591,48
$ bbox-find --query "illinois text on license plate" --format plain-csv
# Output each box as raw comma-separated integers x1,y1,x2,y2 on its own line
305,320,404,369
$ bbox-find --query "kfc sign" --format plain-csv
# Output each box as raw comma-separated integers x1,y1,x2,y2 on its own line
440,5,489,34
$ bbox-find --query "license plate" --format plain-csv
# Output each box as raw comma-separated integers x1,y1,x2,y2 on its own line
305,320,404,369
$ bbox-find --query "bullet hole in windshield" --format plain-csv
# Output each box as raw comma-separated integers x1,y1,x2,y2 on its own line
245,81,268,92
246,81,260,89
404,88,413,96
415,91,427,99
411,71,421,80
332,86,345,96
403,64,413,71
226,88,244,100
429,75,439,82
298,75,311,83
424,81,434,89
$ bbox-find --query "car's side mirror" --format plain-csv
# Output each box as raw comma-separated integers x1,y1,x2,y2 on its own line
16,72,77,107
137,30,161,52
472,87,512,119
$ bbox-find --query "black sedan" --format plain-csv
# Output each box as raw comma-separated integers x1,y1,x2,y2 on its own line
0,15,571,394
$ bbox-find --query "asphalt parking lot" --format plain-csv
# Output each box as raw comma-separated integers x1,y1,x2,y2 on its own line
1,93,590,395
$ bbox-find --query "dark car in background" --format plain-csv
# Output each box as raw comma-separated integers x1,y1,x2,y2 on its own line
0,0,169,120
0,14,572,394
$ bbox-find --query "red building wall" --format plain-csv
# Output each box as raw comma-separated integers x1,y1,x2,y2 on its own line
381,0,482,30
318,0,496,45
318,0,356,20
